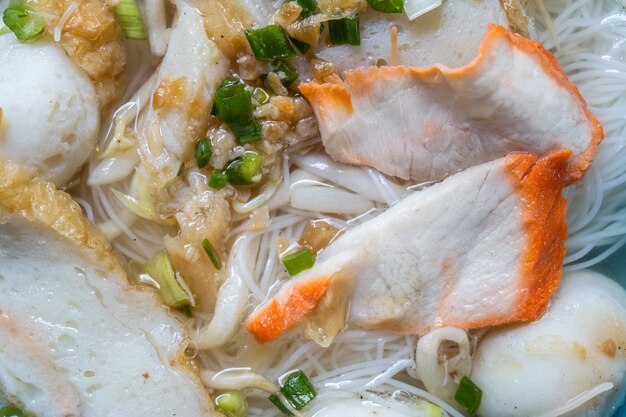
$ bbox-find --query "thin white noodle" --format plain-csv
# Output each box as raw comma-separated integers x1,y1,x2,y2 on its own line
53,2,78,43
73,197,94,222
536,382,614,417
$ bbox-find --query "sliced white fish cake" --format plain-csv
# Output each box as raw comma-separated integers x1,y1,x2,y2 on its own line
300,25,602,184
472,270,626,417
0,161,215,417
317,0,510,72
247,151,569,344
138,0,229,190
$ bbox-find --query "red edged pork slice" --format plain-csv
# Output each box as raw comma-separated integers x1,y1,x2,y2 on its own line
247,151,569,345
299,25,602,184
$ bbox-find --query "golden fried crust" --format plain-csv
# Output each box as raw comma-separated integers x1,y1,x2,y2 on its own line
28,0,126,108
0,160,123,272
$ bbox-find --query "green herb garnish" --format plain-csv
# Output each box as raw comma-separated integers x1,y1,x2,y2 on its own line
114,0,147,40
245,24,296,61
454,376,482,415
2,0,45,42
280,370,317,410
282,249,315,276
195,138,212,169
328,15,360,46
202,238,222,270
215,77,261,144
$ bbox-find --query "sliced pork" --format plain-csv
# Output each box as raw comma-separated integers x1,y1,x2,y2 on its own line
300,25,603,184
0,160,216,417
247,151,569,345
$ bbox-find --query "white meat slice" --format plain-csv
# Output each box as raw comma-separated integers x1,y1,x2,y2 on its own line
138,0,229,192
300,25,603,184
316,0,510,73
246,151,569,345
0,161,215,416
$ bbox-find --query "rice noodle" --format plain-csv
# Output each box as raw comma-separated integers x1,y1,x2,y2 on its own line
53,2,78,43
536,382,615,417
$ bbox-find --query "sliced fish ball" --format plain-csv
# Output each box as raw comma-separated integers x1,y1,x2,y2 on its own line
0,161,215,417
471,270,626,417
316,0,509,72
247,151,569,344
300,25,603,184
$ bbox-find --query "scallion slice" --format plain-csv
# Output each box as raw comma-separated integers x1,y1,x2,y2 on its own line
296,0,318,16
402,0,441,20
114,0,147,40
282,249,315,276
454,376,482,415
245,24,296,61
224,151,263,185
268,394,293,416
280,370,317,410
0,405,26,417
195,138,212,169
202,238,222,270
177,162,185,177
271,60,299,87
368,0,403,13
209,170,228,189
144,250,193,308
415,399,445,417
328,15,360,46
290,36,311,54
216,391,248,417
2,0,45,42
215,77,262,144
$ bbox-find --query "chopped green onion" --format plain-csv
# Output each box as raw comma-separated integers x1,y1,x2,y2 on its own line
368,0,403,13
270,60,299,87
296,0,318,16
215,77,262,144
402,0,441,20
2,0,45,42
282,249,315,276
415,399,444,417
328,15,360,46
202,238,222,270
195,138,212,169
0,405,26,417
144,251,193,308
252,87,271,105
280,370,317,410
112,170,177,226
268,394,293,416
114,0,147,40
177,162,185,177
216,391,248,417
245,24,296,61
289,36,311,54
181,305,192,317
209,170,228,189
224,151,263,185
454,376,482,415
